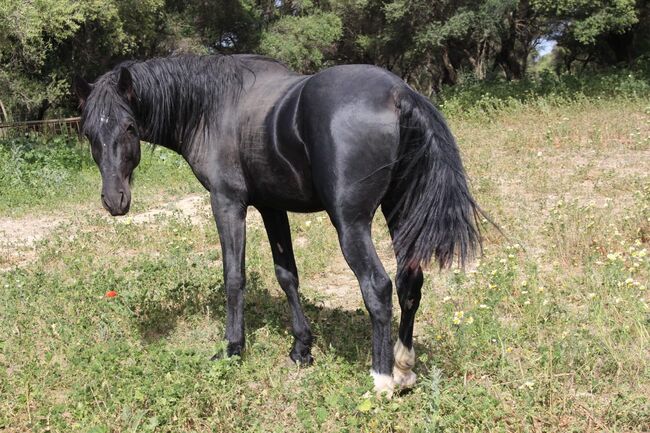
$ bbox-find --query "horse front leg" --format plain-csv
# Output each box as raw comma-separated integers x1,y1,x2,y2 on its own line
210,192,247,358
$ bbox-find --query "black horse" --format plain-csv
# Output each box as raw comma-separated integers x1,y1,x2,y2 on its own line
74,54,481,394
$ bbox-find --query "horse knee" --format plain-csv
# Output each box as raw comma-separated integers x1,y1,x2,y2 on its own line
224,271,245,290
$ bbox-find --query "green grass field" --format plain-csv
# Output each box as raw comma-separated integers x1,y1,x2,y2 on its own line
1,95,649,432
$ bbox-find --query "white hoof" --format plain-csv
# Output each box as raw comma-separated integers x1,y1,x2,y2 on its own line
371,371,395,397
393,367,417,388
393,339,417,389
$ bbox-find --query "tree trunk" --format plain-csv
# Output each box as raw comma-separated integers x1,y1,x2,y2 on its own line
605,31,635,65
441,47,457,85
36,99,50,121
0,98,8,123
495,0,536,80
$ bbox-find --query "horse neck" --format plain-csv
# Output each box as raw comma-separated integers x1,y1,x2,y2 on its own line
132,59,240,156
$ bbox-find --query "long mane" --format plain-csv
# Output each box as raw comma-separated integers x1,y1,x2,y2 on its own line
83,55,248,152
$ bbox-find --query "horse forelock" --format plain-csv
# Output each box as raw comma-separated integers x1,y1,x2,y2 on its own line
81,72,133,142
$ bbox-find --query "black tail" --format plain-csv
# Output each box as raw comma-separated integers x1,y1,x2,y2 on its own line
387,89,482,270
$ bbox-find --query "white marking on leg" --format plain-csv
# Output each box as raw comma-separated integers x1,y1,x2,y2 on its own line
393,339,417,388
371,370,395,397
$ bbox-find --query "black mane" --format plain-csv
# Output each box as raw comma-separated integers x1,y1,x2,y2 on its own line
82,55,251,151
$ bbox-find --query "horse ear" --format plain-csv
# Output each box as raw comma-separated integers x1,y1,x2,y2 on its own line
117,67,136,104
73,75,92,108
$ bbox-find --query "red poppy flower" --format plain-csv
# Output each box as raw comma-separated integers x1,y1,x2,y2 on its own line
106,290,118,298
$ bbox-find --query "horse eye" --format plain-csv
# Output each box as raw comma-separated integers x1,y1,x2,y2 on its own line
126,124,136,135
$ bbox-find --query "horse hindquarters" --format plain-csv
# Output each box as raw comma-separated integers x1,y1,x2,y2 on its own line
300,71,404,394
301,68,481,393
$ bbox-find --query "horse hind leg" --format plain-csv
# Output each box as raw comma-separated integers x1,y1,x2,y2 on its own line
392,264,422,388
332,218,395,395
259,208,314,365
382,204,423,389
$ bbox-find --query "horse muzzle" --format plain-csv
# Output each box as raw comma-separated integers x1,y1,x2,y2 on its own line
101,187,131,216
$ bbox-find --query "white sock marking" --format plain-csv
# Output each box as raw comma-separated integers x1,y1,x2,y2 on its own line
393,339,417,388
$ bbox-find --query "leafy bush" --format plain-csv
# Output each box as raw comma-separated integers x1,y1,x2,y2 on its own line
438,63,650,119
259,12,343,73
0,134,91,192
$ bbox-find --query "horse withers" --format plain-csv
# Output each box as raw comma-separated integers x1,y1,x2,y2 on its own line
74,54,482,395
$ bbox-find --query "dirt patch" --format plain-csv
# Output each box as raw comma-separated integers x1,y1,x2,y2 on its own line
112,193,265,227
114,194,211,225
0,215,65,270
0,215,63,247
0,193,268,271
305,235,397,312
308,253,362,311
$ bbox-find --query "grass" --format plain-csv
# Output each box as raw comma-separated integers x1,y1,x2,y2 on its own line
1,94,649,432
0,134,203,217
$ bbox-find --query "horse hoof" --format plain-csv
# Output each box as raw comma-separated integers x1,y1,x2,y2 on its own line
226,342,243,357
393,367,417,388
371,371,395,398
210,351,242,362
290,350,314,366
210,352,224,361
211,342,243,361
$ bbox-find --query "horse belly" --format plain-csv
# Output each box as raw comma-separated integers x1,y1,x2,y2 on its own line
248,159,323,212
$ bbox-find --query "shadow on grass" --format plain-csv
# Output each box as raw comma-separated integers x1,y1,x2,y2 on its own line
131,271,434,368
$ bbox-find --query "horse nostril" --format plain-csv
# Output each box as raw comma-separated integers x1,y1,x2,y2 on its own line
119,190,125,208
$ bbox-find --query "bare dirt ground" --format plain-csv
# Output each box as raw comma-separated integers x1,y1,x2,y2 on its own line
0,215,64,248
0,194,212,270
0,215,64,270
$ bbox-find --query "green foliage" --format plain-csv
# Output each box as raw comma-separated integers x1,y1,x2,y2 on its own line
0,0,169,121
0,134,201,215
1,0,649,120
532,0,639,45
439,64,650,119
0,0,82,119
0,134,91,197
259,13,343,73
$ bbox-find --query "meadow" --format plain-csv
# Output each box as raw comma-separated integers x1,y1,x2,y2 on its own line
0,88,649,432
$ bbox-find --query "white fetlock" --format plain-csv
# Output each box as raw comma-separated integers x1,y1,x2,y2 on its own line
393,339,417,389
393,366,417,388
371,370,395,398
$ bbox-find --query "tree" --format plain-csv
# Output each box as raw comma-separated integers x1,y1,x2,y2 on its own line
0,0,83,120
0,0,171,121
259,12,343,73
532,0,646,70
